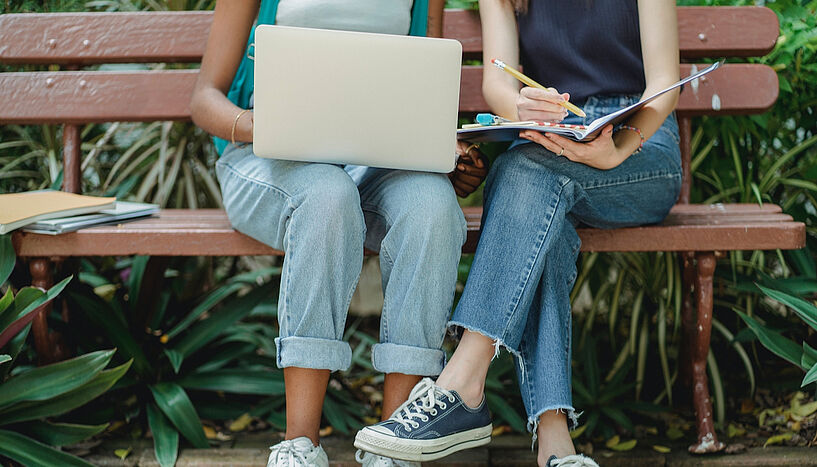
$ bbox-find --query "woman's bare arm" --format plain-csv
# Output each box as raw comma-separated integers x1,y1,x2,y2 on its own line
478,0,522,119
612,0,680,151
479,0,567,122
190,0,259,143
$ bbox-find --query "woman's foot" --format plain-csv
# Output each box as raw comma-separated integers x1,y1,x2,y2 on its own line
355,450,420,466
267,437,328,467
545,454,600,467
354,378,492,462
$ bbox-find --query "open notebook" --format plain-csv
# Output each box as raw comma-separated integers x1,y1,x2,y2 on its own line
458,61,722,143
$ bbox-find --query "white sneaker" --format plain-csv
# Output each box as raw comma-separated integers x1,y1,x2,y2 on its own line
267,437,329,467
355,450,421,467
546,454,600,467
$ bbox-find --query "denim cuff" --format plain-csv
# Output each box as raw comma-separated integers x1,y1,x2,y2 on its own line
371,342,446,376
275,336,352,371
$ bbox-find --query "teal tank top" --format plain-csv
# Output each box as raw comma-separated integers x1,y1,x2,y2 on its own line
214,0,430,154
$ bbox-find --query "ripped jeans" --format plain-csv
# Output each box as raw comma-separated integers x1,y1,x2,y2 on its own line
449,94,682,434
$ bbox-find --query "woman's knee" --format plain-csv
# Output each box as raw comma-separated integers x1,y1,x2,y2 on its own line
397,173,466,244
294,165,366,240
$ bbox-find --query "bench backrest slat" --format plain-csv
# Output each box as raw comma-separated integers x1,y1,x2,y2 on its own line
446,7,779,58
0,11,213,65
0,7,778,64
0,7,779,206
0,64,778,124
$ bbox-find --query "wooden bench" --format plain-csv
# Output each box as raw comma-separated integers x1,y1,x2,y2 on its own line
0,7,806,453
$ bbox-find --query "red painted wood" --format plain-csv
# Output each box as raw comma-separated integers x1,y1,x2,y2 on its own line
0,11,213,65
444,7,777,58
0,70,196,124
11,206,805,257
0,8,777,64
688,252,725,454
62,124,81,193
0,64,777,124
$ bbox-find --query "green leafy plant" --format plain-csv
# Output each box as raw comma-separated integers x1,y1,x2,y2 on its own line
65,256,282,466
738,283,817,388
0,236,130,466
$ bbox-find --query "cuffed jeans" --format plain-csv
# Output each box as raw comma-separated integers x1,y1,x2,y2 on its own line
216,147,466,376
450,95,682,432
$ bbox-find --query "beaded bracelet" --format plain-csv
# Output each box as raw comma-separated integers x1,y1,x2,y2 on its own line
616,124,645,154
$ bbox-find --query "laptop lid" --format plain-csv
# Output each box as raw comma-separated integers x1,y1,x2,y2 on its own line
252,25,462,173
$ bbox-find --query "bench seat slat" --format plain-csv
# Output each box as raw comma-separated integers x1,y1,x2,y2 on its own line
11,205,805,257
0,64,778,124
0,7,778,65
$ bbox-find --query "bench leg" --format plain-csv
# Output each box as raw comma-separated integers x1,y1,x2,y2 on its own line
29,258,69,364
679,251,696,390
688,252,724,454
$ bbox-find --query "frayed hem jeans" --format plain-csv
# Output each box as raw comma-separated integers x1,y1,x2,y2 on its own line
216,148,467,376
450,94,683,431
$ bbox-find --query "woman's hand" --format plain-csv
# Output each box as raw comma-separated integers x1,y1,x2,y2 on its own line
519,124,630,170
517,87,570,123
450,141,490,197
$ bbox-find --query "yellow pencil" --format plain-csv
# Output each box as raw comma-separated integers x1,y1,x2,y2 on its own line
491,59,586,118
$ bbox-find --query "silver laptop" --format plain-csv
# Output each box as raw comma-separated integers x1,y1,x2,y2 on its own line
252,25,462,173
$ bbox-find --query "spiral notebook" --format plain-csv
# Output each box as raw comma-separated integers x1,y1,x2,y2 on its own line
458,61,723,143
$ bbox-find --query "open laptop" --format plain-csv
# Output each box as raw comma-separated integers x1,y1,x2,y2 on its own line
252,25,462,173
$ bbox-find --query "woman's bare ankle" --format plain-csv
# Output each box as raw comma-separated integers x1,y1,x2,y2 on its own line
435,370,484,408
434,330,495,408
536,410,576,465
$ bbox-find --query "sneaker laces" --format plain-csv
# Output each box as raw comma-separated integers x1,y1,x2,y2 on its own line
389,377,456,431
548,454,600,467
268,439,312,466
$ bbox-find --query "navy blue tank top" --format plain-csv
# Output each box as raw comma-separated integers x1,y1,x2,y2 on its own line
516,0,645,105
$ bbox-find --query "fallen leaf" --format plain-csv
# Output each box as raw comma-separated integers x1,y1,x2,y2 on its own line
491,425,511,437
727,423,746,438
94,284,117,301
569,424,588,439
610,439,637,451
792,400,817,418
652,445,671,453
666,427,684,440
229,413,253,432
645,426,658,435
203,425,217,439
114,448,131,460
764,432,794,447
605,435,620,448
319,426,333,437
740,398,755,414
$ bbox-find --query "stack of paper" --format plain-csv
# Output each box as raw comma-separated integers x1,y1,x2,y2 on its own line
23,201,159,235
0,190,160,235
0,191,116,235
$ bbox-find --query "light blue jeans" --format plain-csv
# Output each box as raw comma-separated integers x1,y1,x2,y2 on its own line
216,146,467,375
450,95,682,433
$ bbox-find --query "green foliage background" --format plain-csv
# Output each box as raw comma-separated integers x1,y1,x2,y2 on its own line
1,0,816,460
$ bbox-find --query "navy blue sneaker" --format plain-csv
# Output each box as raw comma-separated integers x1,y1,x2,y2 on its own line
354,378,492,461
